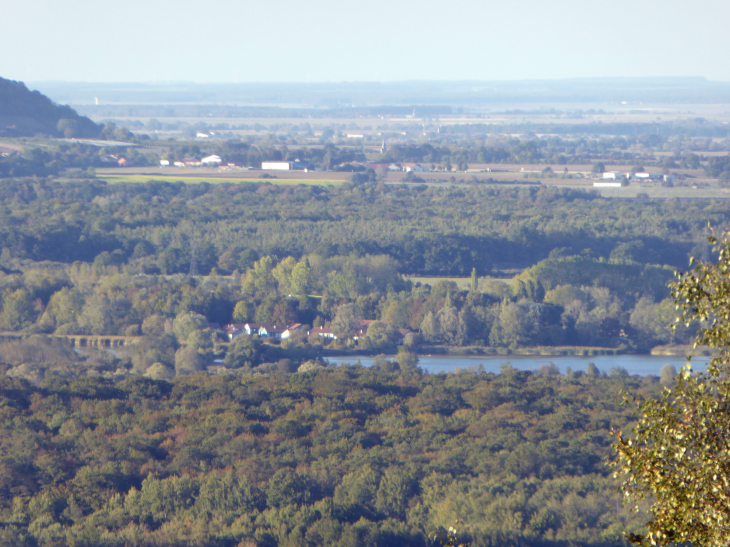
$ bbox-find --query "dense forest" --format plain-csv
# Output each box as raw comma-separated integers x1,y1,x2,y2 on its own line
0,356,661,547
0,179,715,375
0,179,720,274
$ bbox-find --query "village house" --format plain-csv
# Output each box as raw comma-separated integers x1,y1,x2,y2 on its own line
100,154,127,167
222,324,244,340
258,325,287,339
309,327,336,340
281,323,303,340
201,155,222,166
175,158,202,168
404,163,430,173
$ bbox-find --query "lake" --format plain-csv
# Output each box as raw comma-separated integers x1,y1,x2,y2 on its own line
328,354,710,376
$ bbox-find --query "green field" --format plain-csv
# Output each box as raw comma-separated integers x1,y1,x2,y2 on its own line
97,174,346,185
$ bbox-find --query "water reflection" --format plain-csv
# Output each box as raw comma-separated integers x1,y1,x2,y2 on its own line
333,354,710,376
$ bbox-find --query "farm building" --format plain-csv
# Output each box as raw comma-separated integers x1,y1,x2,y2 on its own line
201,155,222,166
262,160,308,171
262,161,292,170
175,158,202,168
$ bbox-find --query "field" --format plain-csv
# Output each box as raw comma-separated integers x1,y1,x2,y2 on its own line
97,174,346,185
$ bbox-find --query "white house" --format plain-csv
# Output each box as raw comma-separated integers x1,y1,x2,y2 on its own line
281,323,303,340
603,172,617,180
404,163,430,173
309,327,336,340
160,159,170,167
201,155,222,166
243,323,264,335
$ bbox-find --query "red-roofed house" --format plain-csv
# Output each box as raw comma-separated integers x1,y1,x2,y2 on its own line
309,327,336,340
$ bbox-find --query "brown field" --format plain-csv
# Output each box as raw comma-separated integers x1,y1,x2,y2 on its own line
96,167,348,180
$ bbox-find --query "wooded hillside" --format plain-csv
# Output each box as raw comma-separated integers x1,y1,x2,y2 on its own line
0,77,100,138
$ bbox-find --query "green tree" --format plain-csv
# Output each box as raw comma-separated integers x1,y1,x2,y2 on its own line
232,300,253,323
172,311,208,342
45,288,84,330
1,289,36,331
242,256,277,297
331,303,362,339
420,311,439,342
272,256,297,295
224,334,264,369
289,258,312,295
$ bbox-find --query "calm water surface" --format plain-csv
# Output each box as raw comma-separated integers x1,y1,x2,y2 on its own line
331,354,710,376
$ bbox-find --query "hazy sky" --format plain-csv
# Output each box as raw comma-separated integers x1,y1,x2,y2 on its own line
3,0,729,83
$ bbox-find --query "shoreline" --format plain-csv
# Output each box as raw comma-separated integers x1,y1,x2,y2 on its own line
324,344,712,360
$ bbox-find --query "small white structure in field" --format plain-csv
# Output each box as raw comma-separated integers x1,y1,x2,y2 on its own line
593,181,623,188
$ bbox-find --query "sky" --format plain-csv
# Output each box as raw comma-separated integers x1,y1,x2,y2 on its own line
3,0,729,83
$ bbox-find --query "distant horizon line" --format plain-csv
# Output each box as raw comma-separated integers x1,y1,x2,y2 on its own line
23,76,728,86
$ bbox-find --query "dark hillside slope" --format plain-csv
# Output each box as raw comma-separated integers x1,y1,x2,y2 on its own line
0,77,100,138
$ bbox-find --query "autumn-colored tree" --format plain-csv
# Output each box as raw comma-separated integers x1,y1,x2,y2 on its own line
615,233,730,547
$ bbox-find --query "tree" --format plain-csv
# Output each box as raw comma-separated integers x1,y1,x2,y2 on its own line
45,288,84,331
242,256,277,297
395,347,419,371
420,311,439,342
289,258,312,295
142,314,166,337
591,161,606,174
272,256,297,295
1,289,36,331
438,304,460,345
174,347,206,376
224,334,265,369
614,233,730,547
172,311,208,342
659,364,676,387
331,303,362,339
